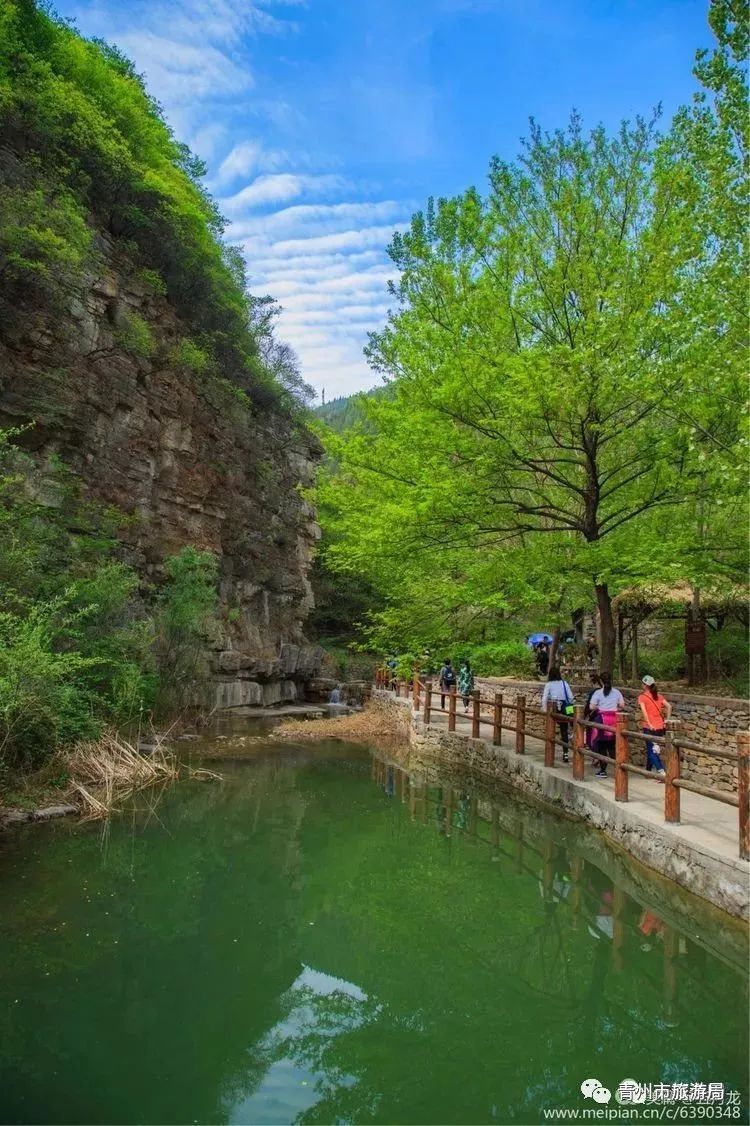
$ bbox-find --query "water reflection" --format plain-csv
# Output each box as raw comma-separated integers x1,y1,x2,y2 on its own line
0,740,746,1126
369,752,748,1035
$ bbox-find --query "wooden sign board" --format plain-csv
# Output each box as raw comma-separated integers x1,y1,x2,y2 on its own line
685,618,706,655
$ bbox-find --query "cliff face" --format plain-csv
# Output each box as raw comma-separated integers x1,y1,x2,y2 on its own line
0,225,322,708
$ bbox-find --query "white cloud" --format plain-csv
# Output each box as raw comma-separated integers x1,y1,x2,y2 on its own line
280,305,391,326
234,199,408,239
241,223,408,259
117,30,253,102
222,173,352,213
188,122,227,162
250,257,390,288
69,0,300,123
214,140,289,186
232,205,404,397
249,248,383,276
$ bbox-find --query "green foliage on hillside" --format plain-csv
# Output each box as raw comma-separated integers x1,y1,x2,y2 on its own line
315,394,371,432
0,0,309,410
0,431,222,783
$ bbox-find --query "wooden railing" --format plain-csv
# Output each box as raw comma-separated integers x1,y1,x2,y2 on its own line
373,669,750,861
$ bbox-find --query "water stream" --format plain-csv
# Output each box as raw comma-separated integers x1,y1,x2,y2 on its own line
0,721,747,1124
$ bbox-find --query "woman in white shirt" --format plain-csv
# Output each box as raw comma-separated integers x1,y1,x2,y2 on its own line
587,676,625,778
540,666,575,763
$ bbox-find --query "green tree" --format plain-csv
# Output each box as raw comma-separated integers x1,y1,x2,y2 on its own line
322,111,746,671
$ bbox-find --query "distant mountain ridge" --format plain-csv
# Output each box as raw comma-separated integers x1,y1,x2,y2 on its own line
314,386,388,431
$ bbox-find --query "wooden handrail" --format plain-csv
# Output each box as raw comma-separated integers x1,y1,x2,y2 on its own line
374,678,750,859
673,778,739,807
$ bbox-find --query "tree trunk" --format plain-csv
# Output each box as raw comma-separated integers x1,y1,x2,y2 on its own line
548,626,560,672
631,620,639,682
595,581,616,675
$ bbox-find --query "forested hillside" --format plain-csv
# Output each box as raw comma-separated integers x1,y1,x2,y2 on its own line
315,396,365,432
0,0,320,786
314,386,389,432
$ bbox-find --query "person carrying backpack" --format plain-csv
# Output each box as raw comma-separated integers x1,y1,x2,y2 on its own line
584,672,603,749
438,658,456,709
588,675,625,778
458,658,474,712
541,666,575,763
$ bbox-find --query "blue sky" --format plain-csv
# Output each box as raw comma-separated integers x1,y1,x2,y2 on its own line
57,0,712,400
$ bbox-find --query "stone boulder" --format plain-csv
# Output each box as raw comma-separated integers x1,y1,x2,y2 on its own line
305,676,339,702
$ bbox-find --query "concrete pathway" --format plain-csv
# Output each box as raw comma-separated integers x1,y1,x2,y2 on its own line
415,700,747,871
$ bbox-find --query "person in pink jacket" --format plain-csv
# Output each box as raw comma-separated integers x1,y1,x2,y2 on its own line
588,675,625,778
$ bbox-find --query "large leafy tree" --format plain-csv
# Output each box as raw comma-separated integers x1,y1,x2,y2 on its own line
321,103,746,671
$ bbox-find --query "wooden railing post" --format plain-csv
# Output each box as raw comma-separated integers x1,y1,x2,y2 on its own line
664,725,680,824
544,702,556,767
515,695,526,754
738,730,749,861
493,692,503,746
572,706,585,781
423,680,432,724
412,670,419,710
471,690,480,738
615,714,629,802
448,686,457,732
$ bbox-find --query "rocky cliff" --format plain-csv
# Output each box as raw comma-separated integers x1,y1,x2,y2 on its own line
0,220,323,708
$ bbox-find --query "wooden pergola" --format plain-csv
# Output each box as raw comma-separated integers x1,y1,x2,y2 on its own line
612,581,749,686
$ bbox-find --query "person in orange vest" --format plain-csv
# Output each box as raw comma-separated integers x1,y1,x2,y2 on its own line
638,675,672,775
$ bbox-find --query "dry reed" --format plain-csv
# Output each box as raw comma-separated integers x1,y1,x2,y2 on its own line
64,729,219,819
271,706,406,743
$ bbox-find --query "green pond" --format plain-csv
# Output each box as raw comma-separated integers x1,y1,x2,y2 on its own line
0,725,748,1125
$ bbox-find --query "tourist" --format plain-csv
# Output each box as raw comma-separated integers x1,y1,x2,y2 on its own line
386,655,397,691
438,658,457,709
536,640,550,677
638,675,671,775
458,658,474,713
588,675,625,778
583,673,603,749
540,666,575,764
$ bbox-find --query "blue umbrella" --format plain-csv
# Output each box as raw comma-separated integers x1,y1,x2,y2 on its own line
527,632,553,646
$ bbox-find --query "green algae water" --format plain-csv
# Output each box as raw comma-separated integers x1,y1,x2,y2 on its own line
1,733,748,1126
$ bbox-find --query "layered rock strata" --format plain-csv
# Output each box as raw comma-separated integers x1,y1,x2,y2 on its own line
0,227,322,707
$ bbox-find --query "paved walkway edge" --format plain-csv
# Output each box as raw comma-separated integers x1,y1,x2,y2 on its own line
372,691,750,920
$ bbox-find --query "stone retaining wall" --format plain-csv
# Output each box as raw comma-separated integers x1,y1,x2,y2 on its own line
478,678,748,792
